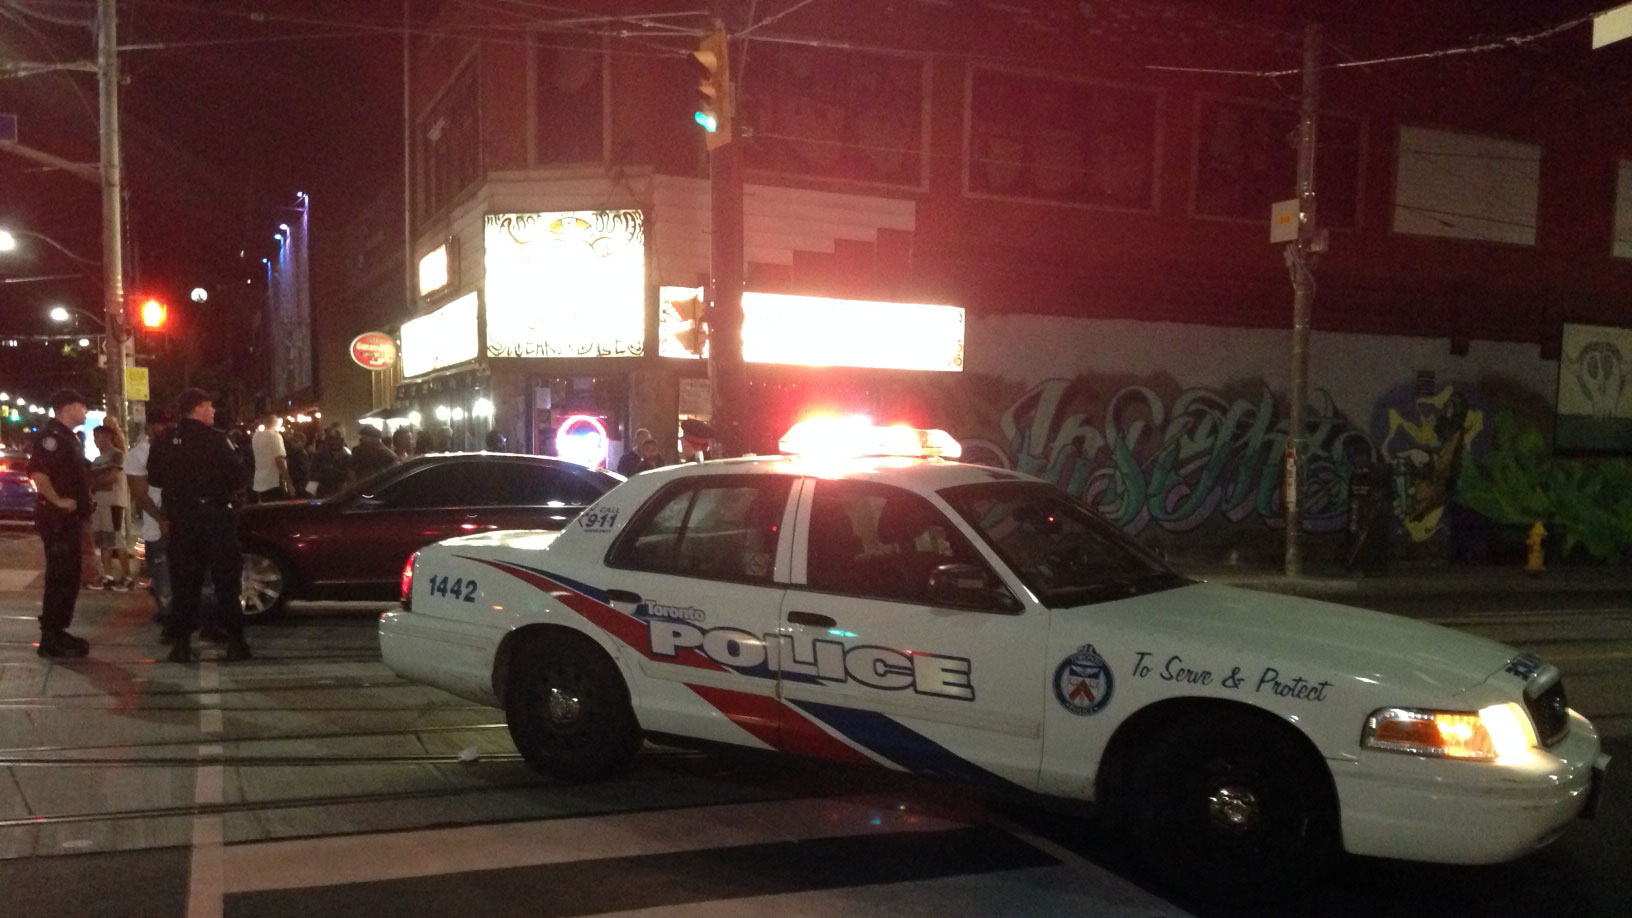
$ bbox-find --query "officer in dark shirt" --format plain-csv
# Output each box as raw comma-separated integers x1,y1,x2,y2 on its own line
28,389,93,658
148,388,252,662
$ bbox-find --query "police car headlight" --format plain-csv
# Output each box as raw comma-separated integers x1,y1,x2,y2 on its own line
1362,704,1537,764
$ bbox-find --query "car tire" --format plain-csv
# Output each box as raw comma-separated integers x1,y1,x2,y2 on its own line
240,549,291,621
505,633,641,783
1126,710,1338,903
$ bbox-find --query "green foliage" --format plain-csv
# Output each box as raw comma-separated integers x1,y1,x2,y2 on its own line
1459,409,1632,562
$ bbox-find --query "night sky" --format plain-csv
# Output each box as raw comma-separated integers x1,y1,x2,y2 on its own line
0,0,1623,407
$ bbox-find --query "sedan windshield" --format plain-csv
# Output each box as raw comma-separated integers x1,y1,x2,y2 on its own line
938,481,1187,608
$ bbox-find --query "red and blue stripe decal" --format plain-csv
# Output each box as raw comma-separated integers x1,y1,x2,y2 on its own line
462,555,1018,788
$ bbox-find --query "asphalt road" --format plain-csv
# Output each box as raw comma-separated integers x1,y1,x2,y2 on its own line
1,523,1627,917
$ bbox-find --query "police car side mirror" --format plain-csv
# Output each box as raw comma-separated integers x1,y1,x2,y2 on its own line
928,563,1022,614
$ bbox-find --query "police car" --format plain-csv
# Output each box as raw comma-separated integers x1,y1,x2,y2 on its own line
380,418,1608,900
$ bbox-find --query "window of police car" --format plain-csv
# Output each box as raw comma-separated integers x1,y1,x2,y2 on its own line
805,480,1011,609
939,481,1186,608
607,476,791,584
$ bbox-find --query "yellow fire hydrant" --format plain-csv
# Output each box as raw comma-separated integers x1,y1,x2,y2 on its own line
1525,521,1546,575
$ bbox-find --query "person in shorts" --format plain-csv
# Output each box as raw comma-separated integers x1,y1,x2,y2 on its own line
88,424,134,591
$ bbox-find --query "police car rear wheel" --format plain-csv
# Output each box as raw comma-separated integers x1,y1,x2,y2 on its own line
506,635,640,783
1128,713,1337,902
240,550,289,619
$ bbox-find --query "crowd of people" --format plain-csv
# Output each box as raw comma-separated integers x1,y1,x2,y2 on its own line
221,420,502,501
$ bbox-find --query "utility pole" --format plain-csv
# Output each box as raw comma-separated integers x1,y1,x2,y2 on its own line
1284,24,1323,578
97,0,131,431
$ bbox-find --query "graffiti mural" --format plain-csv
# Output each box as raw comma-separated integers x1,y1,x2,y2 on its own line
1379,386,1485,542
958,377,1374,535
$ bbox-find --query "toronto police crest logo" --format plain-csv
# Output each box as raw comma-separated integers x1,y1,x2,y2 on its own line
1054,644,1113,716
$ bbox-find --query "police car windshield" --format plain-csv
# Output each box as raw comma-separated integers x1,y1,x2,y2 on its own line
939,481,1184,608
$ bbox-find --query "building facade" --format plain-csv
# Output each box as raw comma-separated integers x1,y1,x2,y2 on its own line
332,0,1632,562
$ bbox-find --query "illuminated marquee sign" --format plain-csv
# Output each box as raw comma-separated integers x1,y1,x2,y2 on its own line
658,289,964,372
418,245,449,296
400,293,479,378
483,210,645,359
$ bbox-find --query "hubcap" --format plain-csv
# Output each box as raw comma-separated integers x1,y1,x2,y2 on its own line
1206,784,1261,833
545,684,584,729
240,554,284,616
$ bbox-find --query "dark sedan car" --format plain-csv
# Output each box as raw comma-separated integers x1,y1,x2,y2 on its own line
235,452,620,618
1,450,37,520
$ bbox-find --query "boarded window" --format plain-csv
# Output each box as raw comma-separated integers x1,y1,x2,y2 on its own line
742,45,926,187
534,39,604,165
1392,126,1540,246
418,64,480,221
1192,97,1362,228
967,68,1159,209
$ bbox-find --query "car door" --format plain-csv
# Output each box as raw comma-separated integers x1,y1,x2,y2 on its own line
311,460,498,589
777,478,1048,788
477,461,612,532
600,473,797,750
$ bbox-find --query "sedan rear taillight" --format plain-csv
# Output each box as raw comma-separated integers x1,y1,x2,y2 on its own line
400,552,417,610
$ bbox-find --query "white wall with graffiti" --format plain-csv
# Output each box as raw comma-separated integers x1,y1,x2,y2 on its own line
937,315,1632,565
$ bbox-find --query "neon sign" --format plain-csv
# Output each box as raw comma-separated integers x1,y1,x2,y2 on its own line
556,414,610,469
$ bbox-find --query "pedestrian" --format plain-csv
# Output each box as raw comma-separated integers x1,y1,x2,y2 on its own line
391,426,415,461
678,418,714,463
285,429,312,496
250,409,295,502
87,425,135,591
311,427,352,497
352,425,399,479
125,406,176,629
638,437,663,471
429,426,454,453
616,427,651,476
27,389,93,658
147,388,252,663
484,428,508,452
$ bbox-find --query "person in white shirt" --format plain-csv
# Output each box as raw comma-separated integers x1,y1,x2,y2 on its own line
125,407,175,626
250,409,293,502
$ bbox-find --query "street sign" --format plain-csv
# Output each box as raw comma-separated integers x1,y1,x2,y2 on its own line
1594,2,1632,49
0,114,15,144
124,366,150,401
1271,199,1299,244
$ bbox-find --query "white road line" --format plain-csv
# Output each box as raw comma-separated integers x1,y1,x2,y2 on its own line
221,795,971,894
188,663,224,918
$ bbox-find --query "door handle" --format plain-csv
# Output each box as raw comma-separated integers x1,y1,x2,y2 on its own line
787,610,836,628
605,589,642,605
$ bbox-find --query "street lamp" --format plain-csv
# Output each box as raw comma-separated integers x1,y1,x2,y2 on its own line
0,227,100,266
48,304,106,330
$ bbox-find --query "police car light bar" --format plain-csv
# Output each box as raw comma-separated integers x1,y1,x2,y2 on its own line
779,416,962,459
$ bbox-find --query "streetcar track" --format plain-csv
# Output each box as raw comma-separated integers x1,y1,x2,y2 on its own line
0,703,491,712
0,679,420,703
0,722,510,756
0,751,528,767
0,749,727,830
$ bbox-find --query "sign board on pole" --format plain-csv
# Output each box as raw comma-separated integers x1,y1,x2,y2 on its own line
1271,199,1300,244
349,331,398,370
124,366,150,402
1593,2,1632,49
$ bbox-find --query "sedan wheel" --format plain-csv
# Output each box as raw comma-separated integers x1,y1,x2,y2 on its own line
240,551,289,619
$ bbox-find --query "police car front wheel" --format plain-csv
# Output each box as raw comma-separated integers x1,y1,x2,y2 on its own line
1127,712,1338,903
505,634,641,783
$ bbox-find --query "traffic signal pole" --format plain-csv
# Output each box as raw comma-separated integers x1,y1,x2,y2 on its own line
698,19,747,456
97,0,131,431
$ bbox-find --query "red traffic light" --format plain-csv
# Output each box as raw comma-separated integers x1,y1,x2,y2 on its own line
139,298,167,329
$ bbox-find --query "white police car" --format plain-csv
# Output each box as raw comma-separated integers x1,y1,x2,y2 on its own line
380,419,1608,900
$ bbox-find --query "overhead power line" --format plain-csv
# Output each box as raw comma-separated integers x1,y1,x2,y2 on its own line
1146,8,1604,77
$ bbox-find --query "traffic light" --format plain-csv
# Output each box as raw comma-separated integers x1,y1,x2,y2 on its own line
672,289,709,355
139,297,167,330
692,26,732,151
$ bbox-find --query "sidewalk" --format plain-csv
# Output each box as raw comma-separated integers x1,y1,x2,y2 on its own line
1179,558,1632,599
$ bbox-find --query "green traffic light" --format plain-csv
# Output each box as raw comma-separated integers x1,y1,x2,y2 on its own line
694,110,718,133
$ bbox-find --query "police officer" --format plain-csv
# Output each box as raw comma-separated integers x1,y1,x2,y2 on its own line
28,390,93,658
148,388,252,663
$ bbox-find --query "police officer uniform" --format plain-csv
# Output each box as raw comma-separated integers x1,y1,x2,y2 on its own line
27,392,93,658
148,389,252,662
